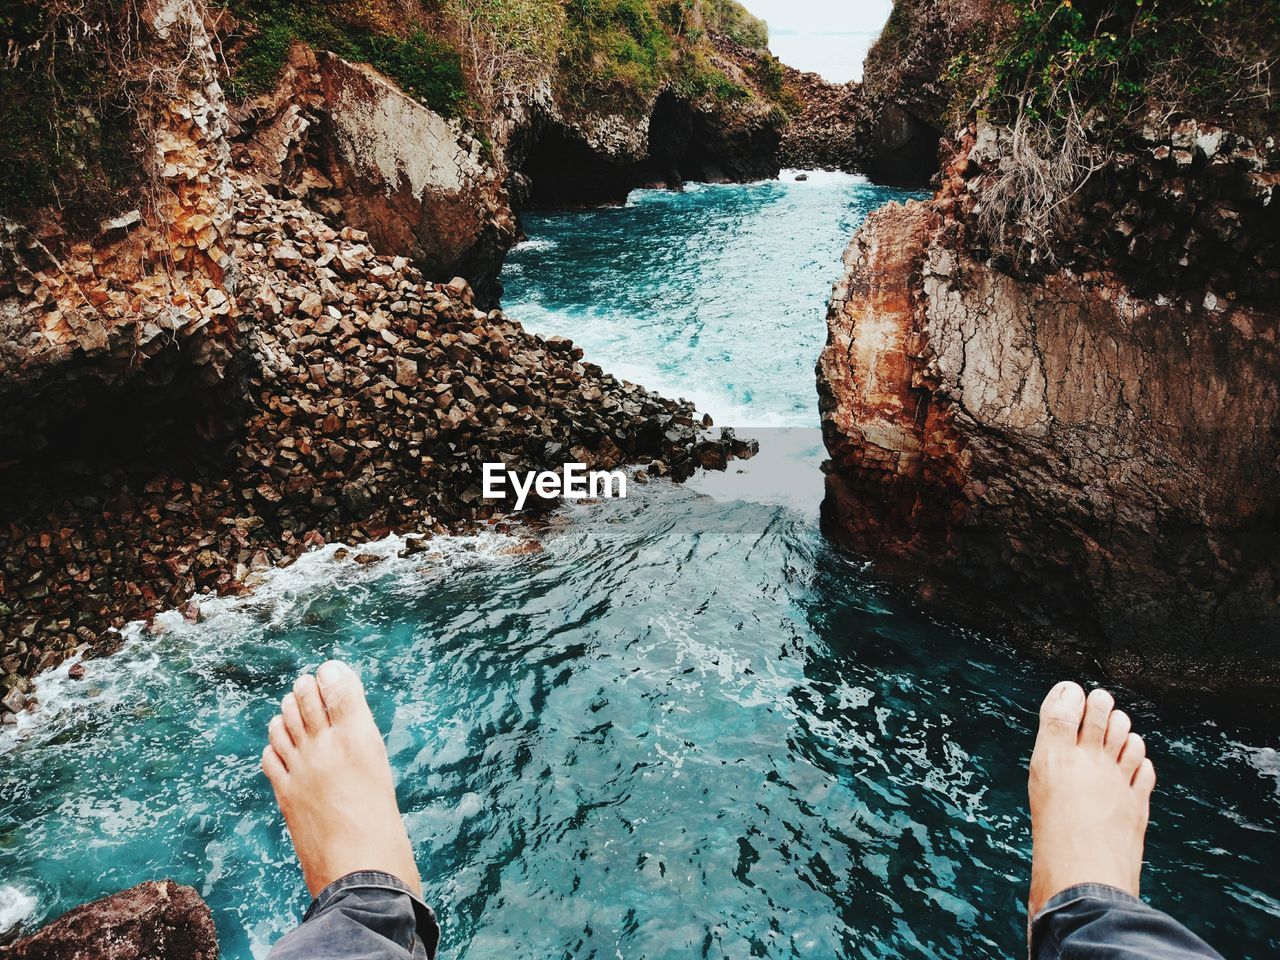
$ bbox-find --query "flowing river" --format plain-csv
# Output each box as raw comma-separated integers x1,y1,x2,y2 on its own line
1,172,1277,959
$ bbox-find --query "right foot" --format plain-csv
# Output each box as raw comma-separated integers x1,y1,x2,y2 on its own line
261,660,422,899
1027,682,1156,917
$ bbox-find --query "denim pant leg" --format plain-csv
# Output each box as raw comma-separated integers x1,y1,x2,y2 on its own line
1030,883,1223,960
269,870,440,960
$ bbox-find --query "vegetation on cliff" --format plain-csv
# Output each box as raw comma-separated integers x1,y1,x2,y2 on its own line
0,0,777,228
869,0,1279,137
984,0,1279,136
701,0,768,50
221,0,469,117
0,1,143,227
861,0,1279,263
220,0,775,122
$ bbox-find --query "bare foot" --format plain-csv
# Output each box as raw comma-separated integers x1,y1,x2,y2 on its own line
1027,681,1156,918
261,660,422,898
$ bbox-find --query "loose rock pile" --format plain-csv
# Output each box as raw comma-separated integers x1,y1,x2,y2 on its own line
0,178,740,723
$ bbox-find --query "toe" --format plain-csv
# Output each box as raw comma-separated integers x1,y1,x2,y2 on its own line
268,716,295,765
261,743,288,785
317,660,365,723
293,673,329,731
1037,681,1086,743
281,693,306,743
1133,757,1156,794
1104,709,1131,760
1119,732,1146,780
1078,687,1114,747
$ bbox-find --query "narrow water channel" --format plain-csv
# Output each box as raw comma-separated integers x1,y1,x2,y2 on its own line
2,173,1276,959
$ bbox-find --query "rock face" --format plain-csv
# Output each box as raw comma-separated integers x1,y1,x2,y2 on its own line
228,45,516,308
776,67,861,173
853,0,974,186
0,0,750,721
786,0,994,186
0,0,239,455
775,0,984,186
818,123,1280,692
1,881,217,960
516,75,782,208
314,55,517,308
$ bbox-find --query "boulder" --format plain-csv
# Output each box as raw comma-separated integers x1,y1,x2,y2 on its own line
315,55,517,308
2,881,217,960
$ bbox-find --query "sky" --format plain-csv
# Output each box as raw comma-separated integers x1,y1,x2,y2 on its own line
742,0,893,83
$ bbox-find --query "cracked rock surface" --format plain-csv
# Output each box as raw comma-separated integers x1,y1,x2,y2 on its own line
818,125,1280,692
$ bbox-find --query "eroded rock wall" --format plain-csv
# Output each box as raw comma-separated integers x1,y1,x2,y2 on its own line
516,84,781,208
0,0,239,453
818,127,1280,691
226,44,517,308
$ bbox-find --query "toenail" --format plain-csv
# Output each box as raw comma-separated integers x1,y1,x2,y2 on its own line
317,660,350,687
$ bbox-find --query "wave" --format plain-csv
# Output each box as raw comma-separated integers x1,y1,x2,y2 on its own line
0,532,518,755
512,237,558,253
598,358,807,429
780,168,870,187
0,885,36,937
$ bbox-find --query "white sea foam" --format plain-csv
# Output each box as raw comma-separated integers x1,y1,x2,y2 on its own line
0,531,517,756
601,358,804,429
0,885,37,937
512,236,558,253
780,168,870,187
1227,740,1280,798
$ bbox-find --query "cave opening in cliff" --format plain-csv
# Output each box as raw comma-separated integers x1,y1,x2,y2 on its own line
642,91,696,187
520,126,636,209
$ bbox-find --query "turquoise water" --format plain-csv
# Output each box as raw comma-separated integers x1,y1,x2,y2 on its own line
2,172,1278,959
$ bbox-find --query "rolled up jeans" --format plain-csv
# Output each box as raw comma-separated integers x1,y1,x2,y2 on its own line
272,875,1220,960
269,870,440,960
1031,883,1224,960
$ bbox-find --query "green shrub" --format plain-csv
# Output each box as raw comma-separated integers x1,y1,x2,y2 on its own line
701,0,768,49
989,0,1280,136
223,2,468,117
0,1,138,223
673,52,746,102
356,31,468,116
560,0,676,109
750,54,784,96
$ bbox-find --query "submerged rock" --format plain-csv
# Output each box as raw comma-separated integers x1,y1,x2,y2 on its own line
2,881,217,960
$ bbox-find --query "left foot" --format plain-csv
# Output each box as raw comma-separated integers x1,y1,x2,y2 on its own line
261,661,422,898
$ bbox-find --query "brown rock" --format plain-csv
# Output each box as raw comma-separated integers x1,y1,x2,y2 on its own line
3,880,217,960
817,131,1280,692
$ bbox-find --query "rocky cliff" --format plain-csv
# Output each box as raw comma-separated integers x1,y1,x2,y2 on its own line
511,40,783,209
228,42,517,307
776,0,991,186
851,0,993,186
0,0,757,723
218,0,786,239
818,1,1280,692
